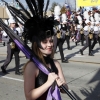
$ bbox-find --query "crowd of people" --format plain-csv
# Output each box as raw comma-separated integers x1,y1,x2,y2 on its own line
52,6,100,62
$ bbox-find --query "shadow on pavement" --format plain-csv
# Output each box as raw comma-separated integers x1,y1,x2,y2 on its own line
70,69,100,100
19,63,25,68
92,48,100,54
0,63,25,76
70,44,78,50
0,59,5,63
66,51,80,59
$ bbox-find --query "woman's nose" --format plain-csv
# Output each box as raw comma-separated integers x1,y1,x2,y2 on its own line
47,41,53,46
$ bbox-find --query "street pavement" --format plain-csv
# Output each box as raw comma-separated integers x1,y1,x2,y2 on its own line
0,41,100,100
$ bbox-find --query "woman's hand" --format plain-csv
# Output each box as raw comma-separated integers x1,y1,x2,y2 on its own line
47,72,59,86
56,77,65,87
47,73,66,88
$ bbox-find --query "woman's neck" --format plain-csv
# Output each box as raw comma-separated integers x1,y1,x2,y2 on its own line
43,55,50,64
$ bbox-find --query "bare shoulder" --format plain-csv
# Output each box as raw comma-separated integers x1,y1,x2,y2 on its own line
23,61,37,75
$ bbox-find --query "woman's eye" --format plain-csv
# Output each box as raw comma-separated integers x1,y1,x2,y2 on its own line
43,41,47,43
42,39,53,43
50,40,53,43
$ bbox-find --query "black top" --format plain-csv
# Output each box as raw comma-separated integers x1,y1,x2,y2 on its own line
35,56,58,100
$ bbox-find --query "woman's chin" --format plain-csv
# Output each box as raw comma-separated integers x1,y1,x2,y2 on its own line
45,52,52,55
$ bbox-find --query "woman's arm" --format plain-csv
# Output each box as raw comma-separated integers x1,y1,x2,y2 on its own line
24,61,58,100
54,60,69,93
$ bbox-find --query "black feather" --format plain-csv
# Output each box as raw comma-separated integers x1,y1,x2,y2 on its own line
7,6,26,23
15,0,31,18
44,0,50,16
37,0,44,17
10,6,28,20
30,0,38,15
8,10,24,25
25,0,35,16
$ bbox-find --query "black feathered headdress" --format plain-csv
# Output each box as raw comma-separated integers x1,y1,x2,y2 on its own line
3,0,54,42
24,15,54,42
24,0,54,49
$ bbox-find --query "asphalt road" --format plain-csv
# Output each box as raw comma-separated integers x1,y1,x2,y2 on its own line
0,41,100,100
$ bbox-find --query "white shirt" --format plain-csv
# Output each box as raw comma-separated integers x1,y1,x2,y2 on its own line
2,31,7,36
16,27,23,37
2,31,9,42
83,11,89,19
94,26,99,31
77,15,82,21
2,27,21,42
90,16,94,22
94,13,99,21
84,25,90,35
90,25,94,30
77,25,82,31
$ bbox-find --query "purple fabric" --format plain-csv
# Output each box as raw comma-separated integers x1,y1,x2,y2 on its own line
76,31,80,40
14,39,62,100
46,86,62,100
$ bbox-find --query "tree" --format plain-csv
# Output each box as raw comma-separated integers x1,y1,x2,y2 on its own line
49,2,62,12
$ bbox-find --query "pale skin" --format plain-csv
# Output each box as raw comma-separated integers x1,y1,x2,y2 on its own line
10,23,16,29
24,37,68,100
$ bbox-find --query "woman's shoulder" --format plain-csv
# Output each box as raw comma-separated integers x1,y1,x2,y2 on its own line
25,60,35,66
23,60,37,73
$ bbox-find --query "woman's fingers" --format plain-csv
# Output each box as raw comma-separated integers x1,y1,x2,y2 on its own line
48,73,65,86
56,78,64,87
47,73,59,85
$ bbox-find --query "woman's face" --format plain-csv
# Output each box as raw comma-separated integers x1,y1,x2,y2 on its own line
39,37,53,56
10,23,16,28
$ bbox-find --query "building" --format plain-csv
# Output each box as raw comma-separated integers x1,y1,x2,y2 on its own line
0,7,9,19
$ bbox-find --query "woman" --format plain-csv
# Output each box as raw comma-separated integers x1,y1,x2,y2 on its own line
23,16,68,100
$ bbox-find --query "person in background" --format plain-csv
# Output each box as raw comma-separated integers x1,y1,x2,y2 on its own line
61,13,71,50
91,21,99,51
79,20,94,56
1,18,21,75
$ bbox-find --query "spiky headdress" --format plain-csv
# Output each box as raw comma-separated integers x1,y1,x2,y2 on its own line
23,0,55,43
2,0,54,43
